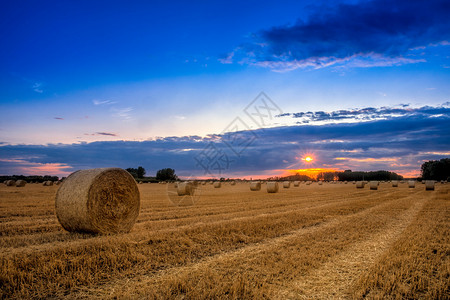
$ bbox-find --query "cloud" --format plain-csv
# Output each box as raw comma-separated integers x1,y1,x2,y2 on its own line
84,132,118,137
92,99,116,106
54,117,64,120
230,0,450,70
277,103,450,125
32,82,43,93
0,104,448,178
111,107,133,120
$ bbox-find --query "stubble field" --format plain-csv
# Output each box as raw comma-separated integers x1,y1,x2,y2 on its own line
0,181,449,299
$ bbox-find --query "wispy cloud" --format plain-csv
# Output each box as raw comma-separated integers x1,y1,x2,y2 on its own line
32,82,43,93
54,117,64,120
229,0,450,71
92,99,116,106
111,107,133,120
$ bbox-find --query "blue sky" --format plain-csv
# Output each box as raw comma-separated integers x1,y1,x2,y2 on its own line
1,0,449,178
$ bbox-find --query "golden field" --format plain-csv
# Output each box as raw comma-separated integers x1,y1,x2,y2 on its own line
0,181,449,299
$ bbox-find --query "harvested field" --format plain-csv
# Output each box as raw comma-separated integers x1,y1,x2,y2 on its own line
0,182,449,299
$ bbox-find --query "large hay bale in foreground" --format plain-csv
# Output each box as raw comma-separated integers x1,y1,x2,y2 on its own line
356,181,365,188
213,182,221,188
425,180,435,191
250,181,261,191
283,181,290,188
267,182,279,193
177,182,194,196
55,168,140,234
408,180,415,188
15,180,26,187
369,181,378,190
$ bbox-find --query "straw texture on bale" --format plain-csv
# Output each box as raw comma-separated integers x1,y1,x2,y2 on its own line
267,182,279,193
293,181,300,187
369,181,378,190
392,181,398,187
283,181,290,188
425,180,435,191
15,180,26,187
356,181,365,188
177,182,194,196
408,180,415,188
213,182,221,188
5,180,16,186
55,168,140,234
250,181,261,191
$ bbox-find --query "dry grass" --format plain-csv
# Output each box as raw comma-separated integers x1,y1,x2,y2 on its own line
0,182,448,299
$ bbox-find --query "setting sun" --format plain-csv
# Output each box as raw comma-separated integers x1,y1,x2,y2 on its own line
302,156,314,162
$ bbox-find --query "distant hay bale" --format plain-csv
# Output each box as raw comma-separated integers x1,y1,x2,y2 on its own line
318,181,323,185
306,181,311,185
55,168,140,234
267,182,279,193
43,181,54,186
425,180,435,191
15,180,26,187
139,181,143,184
408,180,415,188
369,181,378,190
201,181,206,185
283,181,290,188
213,182,221,188
5,180,16,186
293,181,300,187
177,182,194,196
55,181,61,185
250,181,261,191
392,181,398,187
356,181,365,188
230,181,236,185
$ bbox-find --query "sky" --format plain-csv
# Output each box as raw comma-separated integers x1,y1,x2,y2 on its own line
1,0,449,178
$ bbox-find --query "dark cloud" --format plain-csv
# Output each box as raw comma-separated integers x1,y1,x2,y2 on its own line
233,0,450,70
0,104,449,178
84,132,118,137
278,104,450,124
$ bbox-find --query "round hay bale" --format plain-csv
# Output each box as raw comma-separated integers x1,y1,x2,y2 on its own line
425,180,435,191
356,181,365,188
408,180,415,188
55,181,61,185
213,182,221,188
230,181,236,185
392,181,398,187
55,168,140,234
293,181,300,187
283,181,290,188
15,180,26,187
369,181,378,190
43,181,54,186
267,182,279,193
318,181,323,185
250,181,261,191
177,182,194,196
5,180,16,186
